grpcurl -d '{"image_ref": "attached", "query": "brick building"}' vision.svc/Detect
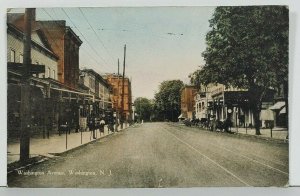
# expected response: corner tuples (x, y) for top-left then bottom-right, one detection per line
(180, 86), (197, 119)
(37, 21), (82, 89)
(104, 74), (133, 122)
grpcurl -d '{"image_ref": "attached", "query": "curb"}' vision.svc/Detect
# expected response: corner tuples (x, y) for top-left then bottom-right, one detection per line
(169, 123), (288, 144)
(7, 127), (130, 175)
(48, 131), (115, 156)
(231, 131), (289, 143)
(7, 155), (51, 175)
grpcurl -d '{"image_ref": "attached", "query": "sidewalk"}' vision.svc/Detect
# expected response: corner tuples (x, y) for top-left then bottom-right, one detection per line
(178, 122), (288, 141)
(7, 125), (127, 165)
(228, 126), (288, 141)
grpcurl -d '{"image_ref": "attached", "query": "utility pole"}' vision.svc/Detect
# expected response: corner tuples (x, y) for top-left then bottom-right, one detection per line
(20, 8), (34, 163)
(121, 44), (126, 129)
(116, 59), (120, 131)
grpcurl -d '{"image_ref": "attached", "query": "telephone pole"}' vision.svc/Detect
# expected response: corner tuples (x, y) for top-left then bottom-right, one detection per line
(121, 44), (126, 129)
(116, 59), (120, 131)
(20, 8), (34, 163)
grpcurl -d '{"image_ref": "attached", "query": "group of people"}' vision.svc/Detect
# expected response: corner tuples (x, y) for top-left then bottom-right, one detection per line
(88, 117), (107, 139)
(209, 116), (233, 132)
(58, 115), (118, 139)
(183, 115), (233, 133)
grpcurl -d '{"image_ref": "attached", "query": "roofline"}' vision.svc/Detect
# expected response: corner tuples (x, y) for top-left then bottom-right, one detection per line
(66, 26), (83, 45)
(7, 23), (59, 61)
(81, 69), (111, 88)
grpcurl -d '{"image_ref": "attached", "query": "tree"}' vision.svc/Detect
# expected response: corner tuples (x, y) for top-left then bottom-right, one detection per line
(153, 80), (184, 121)
(198, 6), (288, 135)
(134, 97), (153, 122)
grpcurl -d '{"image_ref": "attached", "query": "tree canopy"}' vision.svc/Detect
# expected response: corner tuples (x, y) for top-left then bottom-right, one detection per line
(200, 6), (288, 88)
(153, 80), (184, 121)
(192, 6), (288, 134)
(134, 97), (153, 122)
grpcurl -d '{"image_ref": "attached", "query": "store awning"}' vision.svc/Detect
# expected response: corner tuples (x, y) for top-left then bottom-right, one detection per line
(260, 109), (274, 120)
(279, 106), (286, 114)
(269, 101), (285, 110)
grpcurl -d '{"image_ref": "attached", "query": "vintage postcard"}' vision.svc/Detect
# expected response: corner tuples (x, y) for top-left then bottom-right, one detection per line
(6, 6), (289, 188)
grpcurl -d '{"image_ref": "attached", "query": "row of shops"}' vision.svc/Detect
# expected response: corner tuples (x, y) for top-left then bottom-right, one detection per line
(181, 84), (287, 129)
(7, 72), (114, 139)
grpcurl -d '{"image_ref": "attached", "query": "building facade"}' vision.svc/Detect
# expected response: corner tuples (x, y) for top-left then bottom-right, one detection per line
(37, 21), (82, 89)
(180, 86), (197, 119)
(104, 74), (133, 123)
(194, 85), (212, 120)
(7, 20), (59, 138)
(194, 83), (275, 128)
(7, 13), (95, 139)
(79, 69), (113, 116)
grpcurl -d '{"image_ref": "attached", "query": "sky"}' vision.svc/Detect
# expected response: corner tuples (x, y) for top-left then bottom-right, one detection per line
(11, 7), (215, 99)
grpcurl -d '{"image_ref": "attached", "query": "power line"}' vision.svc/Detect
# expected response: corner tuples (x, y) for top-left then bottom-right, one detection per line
(61, 8), (113, 71)
(41, 8), (112, 73)
(78, 7), (116, 65)
(40, 9), (65, 55)
(41, 9), (110, 74)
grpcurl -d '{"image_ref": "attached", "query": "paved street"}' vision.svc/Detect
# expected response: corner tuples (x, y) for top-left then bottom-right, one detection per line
(8, 122), (288, 188)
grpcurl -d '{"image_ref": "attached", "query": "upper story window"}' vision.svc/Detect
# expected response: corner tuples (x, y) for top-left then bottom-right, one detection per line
(53, 70), (56, 80)
(10, 49), (15, 62)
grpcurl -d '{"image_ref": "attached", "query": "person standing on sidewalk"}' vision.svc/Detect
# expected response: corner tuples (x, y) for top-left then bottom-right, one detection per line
(88, 116), (96, 139)
(99, 118), (105, 135)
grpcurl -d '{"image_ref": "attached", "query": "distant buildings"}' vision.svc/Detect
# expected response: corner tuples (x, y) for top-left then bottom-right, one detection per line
(79, 69), (113, 126)
(180, 86), (197, 119)
(104, 74), (133, 123)
(182, 82), (286, 129)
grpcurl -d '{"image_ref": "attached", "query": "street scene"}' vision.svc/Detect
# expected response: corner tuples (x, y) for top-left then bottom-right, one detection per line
(7, 6), (288, 187)
(8, 123), (288, 187)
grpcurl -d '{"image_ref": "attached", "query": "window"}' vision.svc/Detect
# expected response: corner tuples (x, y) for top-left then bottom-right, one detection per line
(53, 70), (56, 79)
(19, 54), (23, 63)
(48, 68), (51, 78)
(10, 49), (15, 62)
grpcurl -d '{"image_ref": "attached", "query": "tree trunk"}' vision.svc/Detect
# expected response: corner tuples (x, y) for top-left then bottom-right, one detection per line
(252, 103), (261, 135)
(248, 84), (264, 135)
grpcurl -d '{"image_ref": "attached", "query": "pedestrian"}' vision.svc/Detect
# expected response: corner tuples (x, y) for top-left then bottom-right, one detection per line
(58, 116), (68, 136)
(88, 117), (96, 139)
(210, 115), (216, 131)
(99, 118), (105, 135)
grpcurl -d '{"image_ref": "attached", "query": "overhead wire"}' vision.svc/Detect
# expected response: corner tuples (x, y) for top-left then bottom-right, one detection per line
(78, 7), (116, 65)
(40, 8), (101, 69)
(61, 8), (113, 72)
